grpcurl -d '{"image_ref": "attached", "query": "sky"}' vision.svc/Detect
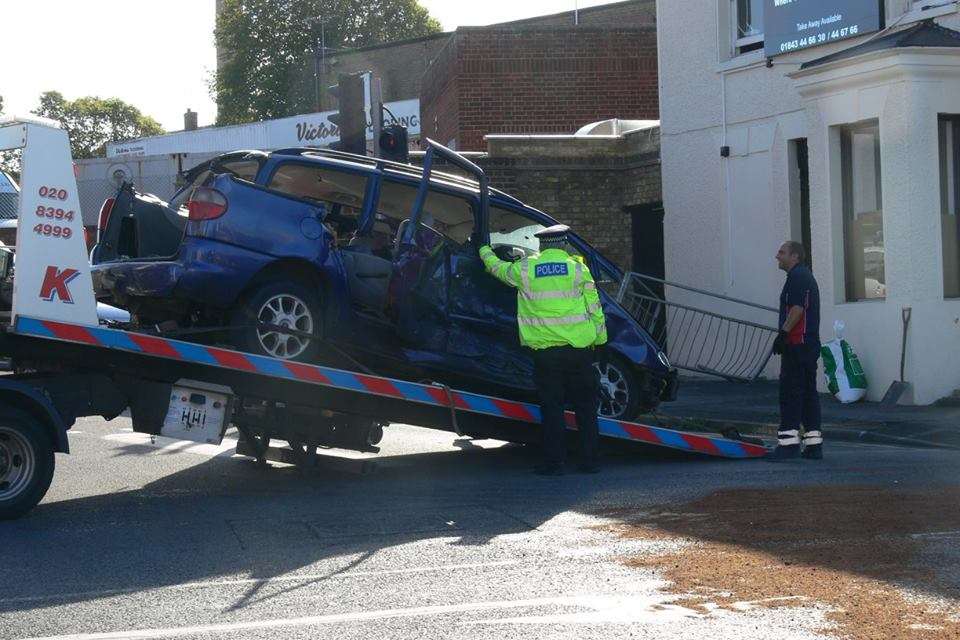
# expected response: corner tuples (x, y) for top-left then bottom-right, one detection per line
(1, 1), (617, 132)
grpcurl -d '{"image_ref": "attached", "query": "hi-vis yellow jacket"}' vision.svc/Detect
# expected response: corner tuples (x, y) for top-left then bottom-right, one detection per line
(479, 245), (608, 350)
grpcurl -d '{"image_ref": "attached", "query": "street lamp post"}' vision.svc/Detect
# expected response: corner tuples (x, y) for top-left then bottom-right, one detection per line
(311, 17), (326, 112)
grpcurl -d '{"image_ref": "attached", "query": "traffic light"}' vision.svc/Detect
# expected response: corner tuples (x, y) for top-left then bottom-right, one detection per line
(328, 72), (367, 155)
(378, 124), (409, 163)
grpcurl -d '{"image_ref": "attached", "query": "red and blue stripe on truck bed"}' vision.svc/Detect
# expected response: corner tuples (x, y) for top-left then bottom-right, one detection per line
(14, 316), (769, 459)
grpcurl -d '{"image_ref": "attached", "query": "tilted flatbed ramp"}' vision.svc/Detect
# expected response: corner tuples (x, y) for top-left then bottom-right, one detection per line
(11, 316), (767, 459)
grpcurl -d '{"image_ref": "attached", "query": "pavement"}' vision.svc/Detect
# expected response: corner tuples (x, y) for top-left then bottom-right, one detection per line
(2, 416), (959, 639)
(649, 376), (960, 450)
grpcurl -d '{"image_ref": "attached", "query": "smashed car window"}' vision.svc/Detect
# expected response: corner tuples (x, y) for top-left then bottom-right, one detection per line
(268, 163), (368, 241)
(170, 159), (261, 211)
(268, 163), (367, 209)
(216, 159), (260, 182)
(377, 179), (475, 246)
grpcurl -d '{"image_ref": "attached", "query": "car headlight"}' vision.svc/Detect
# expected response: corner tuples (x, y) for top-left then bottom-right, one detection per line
(657, 350), (671, 368)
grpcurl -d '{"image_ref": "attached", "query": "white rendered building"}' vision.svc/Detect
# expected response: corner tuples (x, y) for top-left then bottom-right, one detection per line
(657, 0), (960, 404)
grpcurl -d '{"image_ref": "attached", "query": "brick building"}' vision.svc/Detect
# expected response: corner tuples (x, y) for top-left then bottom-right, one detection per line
(421, 26), (659, 151)
(423, 123), (663, 275)
(309, 34), (451, 111)
(215, 0), (657, 129)
(485, 128), (662, 274)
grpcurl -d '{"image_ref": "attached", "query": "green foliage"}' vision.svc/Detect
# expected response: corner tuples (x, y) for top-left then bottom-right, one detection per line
(32, 91), (164, 159)
(214, 0), (442, 125)
(0, 95), (19, 178)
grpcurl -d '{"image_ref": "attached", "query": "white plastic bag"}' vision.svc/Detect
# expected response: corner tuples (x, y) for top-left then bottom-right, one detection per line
(820, 321), (867, 403)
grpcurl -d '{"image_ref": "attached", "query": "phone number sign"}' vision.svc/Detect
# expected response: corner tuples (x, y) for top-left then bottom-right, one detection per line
(764, 0), (883, 58)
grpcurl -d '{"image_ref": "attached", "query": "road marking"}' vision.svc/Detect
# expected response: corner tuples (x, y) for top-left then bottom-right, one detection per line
(910, 529), (960, 539)
(102, 432), (238, 458)
(20, 595), (619, 640)
(465, 593), (701, 625)
(0, 560), (520, 606)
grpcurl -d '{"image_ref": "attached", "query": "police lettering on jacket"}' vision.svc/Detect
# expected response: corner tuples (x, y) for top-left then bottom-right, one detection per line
(535, 263), (568, 278)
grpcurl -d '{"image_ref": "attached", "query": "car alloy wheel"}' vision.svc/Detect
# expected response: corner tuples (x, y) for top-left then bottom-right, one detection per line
(594, 360), (630, 418)
(0, 427), (36, 503)
(256, 293), (315, 360)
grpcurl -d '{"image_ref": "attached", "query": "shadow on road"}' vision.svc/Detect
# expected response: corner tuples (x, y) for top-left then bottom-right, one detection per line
(0, 434), (718, 616)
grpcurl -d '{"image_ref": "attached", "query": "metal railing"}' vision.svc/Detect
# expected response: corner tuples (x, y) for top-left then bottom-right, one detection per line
(616, 272), (779, 381)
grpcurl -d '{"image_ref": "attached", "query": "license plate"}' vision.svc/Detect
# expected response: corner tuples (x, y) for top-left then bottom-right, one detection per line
(161, 385), (230, 444)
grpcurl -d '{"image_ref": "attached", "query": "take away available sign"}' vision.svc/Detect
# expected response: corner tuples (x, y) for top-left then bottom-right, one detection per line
(764, 0), (882, 58)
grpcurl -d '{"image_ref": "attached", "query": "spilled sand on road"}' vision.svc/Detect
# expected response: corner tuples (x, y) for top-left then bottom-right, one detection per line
(600, 486), (960, 639)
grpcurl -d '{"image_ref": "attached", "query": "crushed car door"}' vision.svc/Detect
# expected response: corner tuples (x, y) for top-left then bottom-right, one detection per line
(443, 205), (551, 389)
(378, 178), (476, 354)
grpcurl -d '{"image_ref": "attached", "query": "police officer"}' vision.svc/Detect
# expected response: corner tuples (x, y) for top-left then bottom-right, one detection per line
(479, 225), (608, 475)
(771, 241), (823, 460)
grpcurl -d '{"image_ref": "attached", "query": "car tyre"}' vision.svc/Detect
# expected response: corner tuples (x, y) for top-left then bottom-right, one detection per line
(233, 280), (323, 362)
(594, 352), (643, 422)
(0, 409), (55, 521)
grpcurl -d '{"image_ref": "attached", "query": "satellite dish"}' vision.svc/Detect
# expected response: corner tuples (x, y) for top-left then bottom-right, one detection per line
(106, 162), (132, 187)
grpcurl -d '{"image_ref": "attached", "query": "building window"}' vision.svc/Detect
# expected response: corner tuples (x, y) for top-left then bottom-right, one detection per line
(940, 115), (960, 298)
(734, 0), (764, 53)
(840, 121), (886, 301)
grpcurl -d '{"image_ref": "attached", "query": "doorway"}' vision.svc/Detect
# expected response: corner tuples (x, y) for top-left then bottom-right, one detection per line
(790, 139), (812, 267)
(629, 202), (666, 343)
(629, 201), (665, 284)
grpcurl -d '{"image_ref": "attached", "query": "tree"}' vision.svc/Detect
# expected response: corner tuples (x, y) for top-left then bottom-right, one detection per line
(214, 0), (442, 125)
(32, 91), (164, 160)
(0, 95), (19, 178)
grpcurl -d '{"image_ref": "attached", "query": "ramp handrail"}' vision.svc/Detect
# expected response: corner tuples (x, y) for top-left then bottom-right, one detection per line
(616, 272), (779, 381)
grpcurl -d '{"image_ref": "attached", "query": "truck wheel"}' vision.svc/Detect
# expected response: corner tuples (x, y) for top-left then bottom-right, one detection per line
(594, 353), (642, 422)
(0, 410), (55, 521)
(366, 421), (385, 446)
(233, 281), (322, 362)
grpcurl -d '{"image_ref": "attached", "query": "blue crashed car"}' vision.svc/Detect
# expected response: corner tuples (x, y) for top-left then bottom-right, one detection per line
(91, 141), (677, 420)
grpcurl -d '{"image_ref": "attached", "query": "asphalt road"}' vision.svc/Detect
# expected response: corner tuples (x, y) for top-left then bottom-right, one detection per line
(2, 416), (958, 640)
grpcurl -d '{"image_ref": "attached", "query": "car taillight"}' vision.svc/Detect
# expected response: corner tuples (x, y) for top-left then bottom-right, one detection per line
(187, 187), (228, 221)
(98, 197), (115, 232)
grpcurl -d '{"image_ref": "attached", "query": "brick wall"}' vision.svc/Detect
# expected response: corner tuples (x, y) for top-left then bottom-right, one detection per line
(419, 36), (460, 146)
(421, 26), (659, 151)
(499, 0), (656, 27)
(313, 34), (451, 111)
(420, 127), (662, 272)
(215, 0), (657, 123)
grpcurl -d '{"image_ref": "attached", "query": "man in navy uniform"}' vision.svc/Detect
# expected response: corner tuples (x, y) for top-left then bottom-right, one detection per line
(771, 241), (823, 460)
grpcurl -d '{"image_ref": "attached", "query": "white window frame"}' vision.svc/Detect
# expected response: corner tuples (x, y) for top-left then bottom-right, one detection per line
(939, 114), (960, 298)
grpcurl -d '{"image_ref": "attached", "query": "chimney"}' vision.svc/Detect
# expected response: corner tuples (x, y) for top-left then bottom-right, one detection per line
(184, 109), (198, 131)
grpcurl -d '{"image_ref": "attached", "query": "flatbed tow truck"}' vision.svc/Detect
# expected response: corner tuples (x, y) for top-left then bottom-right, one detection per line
(0, 116), (768, 520)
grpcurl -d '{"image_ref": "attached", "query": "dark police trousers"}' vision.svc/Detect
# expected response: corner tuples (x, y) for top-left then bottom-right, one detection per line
(779, 343), (821, 443)
(532, 345), (600, 468)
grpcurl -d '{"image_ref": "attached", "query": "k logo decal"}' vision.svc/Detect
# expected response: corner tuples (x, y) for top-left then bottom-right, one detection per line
(39, 266), (80, 304)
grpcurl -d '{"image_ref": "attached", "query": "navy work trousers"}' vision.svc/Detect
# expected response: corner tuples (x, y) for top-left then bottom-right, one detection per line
(532, 345), (600, 469)
(779, 343), (822, 431)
